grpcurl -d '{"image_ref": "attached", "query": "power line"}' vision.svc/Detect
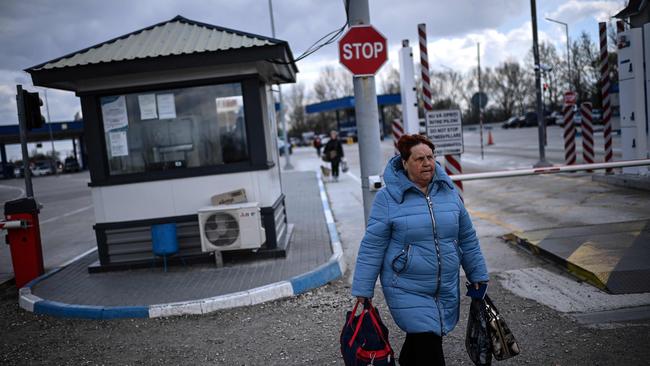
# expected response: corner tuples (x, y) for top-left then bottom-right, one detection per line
(266, 0), (350, 65)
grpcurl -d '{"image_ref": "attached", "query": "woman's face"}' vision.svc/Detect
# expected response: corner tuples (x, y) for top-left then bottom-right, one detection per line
(403, 143), (435, 187)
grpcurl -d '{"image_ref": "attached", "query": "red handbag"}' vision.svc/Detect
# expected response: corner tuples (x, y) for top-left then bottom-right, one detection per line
(340, 300), (395, 366)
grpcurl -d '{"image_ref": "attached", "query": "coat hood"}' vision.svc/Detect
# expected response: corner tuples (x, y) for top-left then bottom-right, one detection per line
(383, 155), (455, 203)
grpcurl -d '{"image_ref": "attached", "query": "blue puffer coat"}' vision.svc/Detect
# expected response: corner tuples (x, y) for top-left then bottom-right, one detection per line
(352, 156), (489, 336)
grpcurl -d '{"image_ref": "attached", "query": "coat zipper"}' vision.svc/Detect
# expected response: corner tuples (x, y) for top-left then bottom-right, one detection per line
(425, 194), (443, 335)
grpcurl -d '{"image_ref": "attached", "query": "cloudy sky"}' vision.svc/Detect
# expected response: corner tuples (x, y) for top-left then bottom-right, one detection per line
(0, 0), (624, 128)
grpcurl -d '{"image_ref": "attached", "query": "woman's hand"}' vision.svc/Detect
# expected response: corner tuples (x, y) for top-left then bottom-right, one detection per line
(357, 296), (372, 305)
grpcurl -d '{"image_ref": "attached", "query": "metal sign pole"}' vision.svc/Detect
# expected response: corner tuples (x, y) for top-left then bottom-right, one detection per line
(530, 0), (551, 167)
(15, 85), (34, 197)
(348, 0), (383, 224)
(477, 42), (484, 160)
(268, 0), (293, 170)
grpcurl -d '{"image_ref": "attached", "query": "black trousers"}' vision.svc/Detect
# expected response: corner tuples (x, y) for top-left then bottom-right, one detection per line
(398, 332), (445, 366)
(330, 158), (340, 177)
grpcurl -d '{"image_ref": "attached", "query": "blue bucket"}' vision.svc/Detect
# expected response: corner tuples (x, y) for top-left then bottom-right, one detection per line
(151, 224), (178, 256)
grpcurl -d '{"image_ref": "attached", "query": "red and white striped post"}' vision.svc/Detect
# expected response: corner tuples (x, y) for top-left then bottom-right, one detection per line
(418, 23), (463, 194)
(418, 24), (433, 112)
(599, 22), (613, 173)
(563, 93), (577, 165)
(580, 102), (594, 171)
(392, 118), (404, 154)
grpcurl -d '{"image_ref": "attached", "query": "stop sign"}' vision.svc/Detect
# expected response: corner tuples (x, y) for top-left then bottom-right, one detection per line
(338, 25), (388, 76)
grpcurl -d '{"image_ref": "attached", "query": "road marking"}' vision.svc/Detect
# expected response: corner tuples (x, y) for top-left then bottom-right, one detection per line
(466, 208), (521, 233)
(40, 205), (93, 225)
(60, 247), (98, 267)
(346, 171), (361, 183)
(0, 184), (25, 200)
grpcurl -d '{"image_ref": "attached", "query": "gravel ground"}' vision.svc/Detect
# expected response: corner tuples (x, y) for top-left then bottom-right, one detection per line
(2, 277), (649, 366)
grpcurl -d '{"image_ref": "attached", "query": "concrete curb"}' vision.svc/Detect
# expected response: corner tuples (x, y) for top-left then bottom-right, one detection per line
(502, 232), (609, 292)
(20, 170), (345, 319)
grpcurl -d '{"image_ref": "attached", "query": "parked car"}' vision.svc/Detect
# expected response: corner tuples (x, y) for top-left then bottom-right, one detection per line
(502, 116), (521, 129)
(13, 163), (25, 178)
(545, 111), (561, 126)
(592, 108), (603, 124)
(63, 157), (81, 173)
(523, 111), (538, 127)
(277, 137), (293, 156)
(32, 161), (55, 176)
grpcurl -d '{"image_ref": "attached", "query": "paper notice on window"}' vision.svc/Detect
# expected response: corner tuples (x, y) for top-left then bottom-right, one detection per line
(138, 94), (157, 120)
(101, 96), (129, 132)
(156, 93), (177, 119)
(109, 131), (129, 157)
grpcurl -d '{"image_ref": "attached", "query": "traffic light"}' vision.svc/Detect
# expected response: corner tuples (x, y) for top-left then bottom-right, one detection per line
(22, 90), (45, 130)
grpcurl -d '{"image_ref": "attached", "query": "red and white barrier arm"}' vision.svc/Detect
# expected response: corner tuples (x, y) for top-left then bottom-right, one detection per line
(449, 159), (650, 181)
(0, 220), (28, 230)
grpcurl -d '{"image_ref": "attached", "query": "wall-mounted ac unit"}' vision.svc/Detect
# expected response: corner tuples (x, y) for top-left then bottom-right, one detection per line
(198, 202), (265, 252)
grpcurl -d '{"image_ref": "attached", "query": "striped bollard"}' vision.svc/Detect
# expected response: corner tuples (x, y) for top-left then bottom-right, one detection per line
(419, 23), (463, 195)
(563, 104), (576, 165)
(418, 24), (433, 112)
(392, 118), (404, 154)
(599, 22), (613, 173)
(445, 155), (463, 195)
(580, 102), (594, 171)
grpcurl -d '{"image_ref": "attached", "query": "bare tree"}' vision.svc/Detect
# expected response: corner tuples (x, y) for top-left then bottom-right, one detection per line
(310, 66), (354, 133)
(313, 66), (353, 101)
(570, 31), (599, 103)
(286, 83), (308, 137)
(379, 67), (400, 94)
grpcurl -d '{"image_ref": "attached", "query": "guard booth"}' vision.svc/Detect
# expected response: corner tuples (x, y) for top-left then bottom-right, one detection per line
(25, 16), (298, 270)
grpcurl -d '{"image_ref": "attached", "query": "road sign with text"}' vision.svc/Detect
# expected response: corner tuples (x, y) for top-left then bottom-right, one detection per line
(564, 91), (577, 106)
(425, 109), (464, 155)
(338, 25), (388, 76)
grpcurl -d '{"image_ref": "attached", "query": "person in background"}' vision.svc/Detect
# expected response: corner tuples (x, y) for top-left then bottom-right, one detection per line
(313, 135), (322, 157)
(351, 134), (489, 365)
(322, 130), (344, 182)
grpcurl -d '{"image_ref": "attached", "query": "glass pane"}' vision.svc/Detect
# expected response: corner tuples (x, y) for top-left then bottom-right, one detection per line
(100, 83), (248, 175)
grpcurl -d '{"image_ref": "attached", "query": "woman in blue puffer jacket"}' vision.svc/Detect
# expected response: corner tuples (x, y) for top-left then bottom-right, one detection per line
(352, 134), (489, 365)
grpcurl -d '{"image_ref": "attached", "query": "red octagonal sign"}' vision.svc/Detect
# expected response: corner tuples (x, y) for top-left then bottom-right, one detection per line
(338, 25), (388, 76)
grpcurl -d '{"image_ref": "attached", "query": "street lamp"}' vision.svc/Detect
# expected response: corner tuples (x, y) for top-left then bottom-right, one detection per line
(268, 0), (293, 170)
(545, 17), (571, 90)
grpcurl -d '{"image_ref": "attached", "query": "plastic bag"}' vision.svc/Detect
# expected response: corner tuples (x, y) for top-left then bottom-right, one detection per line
(341, 160), (349, 173)
(466, 298), (492, 366)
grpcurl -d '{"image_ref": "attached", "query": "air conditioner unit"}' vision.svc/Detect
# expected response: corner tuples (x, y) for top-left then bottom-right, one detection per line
(198, 202), (266, 252)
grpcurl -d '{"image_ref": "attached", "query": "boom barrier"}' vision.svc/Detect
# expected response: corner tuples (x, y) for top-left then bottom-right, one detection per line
(449, 159), (650, 181)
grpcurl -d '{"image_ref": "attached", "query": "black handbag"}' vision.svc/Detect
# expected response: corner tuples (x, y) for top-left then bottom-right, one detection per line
(340, 300), (395, 366)
(466, 294), (520, 365)
(484, 294), (520, 361)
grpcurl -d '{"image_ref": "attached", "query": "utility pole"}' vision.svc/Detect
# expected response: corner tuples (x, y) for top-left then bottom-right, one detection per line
(348, 0), (383, 223)
(268, 0), (293, 170)
(477, 42), (484, 160)
(530, 0), (551, 167)
(16, 85), (34, 197)
(44, 89), (58, 175)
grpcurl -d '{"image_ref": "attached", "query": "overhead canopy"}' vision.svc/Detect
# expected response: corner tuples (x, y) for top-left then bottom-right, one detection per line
(305, 94), (401, 114)
(26, 15), (298, 92)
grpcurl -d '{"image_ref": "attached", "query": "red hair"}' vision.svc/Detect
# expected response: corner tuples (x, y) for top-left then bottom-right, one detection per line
(397, 134), (435, 161)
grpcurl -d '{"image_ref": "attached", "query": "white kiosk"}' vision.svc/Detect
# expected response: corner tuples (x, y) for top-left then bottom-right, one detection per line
(616, 3), (650, 175)
(26, 16), (298, 270)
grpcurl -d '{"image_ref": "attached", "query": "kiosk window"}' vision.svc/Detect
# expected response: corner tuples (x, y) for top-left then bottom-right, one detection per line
(100, 83), (248, 175)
